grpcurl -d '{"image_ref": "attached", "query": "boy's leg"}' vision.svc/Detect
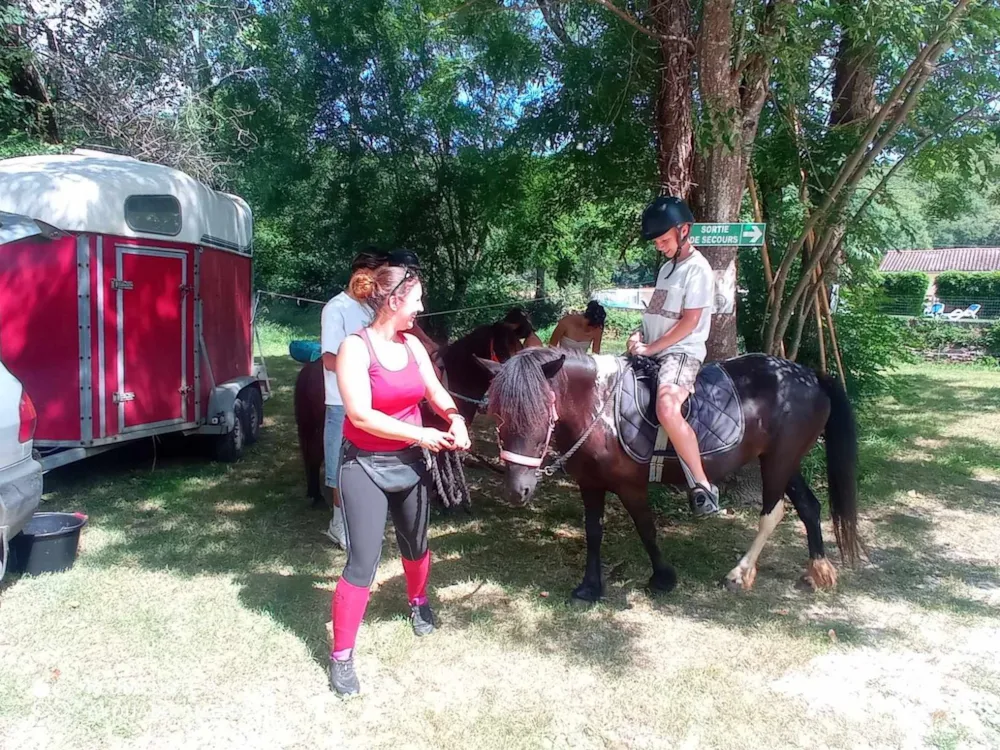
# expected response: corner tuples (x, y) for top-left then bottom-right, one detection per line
(654, 355), (719, 516)
(323, 405), (347, 547)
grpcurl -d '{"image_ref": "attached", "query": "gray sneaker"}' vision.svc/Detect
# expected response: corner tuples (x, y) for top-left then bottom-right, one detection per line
(409, 603), (436, 637)
(690, 483), (721, 517)
(329, 657), (360, 696)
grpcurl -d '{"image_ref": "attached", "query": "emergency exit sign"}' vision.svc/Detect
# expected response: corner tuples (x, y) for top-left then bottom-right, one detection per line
(689, 222), (766, 247)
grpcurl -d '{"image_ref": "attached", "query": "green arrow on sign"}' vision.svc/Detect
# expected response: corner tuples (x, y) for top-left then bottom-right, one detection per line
(688, 222), (766, 247)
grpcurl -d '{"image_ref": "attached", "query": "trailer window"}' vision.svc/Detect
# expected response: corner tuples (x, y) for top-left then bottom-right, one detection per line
(124, 195), (182, 236)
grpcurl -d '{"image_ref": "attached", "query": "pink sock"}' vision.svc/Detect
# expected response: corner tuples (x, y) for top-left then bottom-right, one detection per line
(331, 578), (371, 658)
(401, 552), (431, 606)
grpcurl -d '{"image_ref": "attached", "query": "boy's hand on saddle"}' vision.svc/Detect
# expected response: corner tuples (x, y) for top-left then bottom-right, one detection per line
(627, 334), (647, 357)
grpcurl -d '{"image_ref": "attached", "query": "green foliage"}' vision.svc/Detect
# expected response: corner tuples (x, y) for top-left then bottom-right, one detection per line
(2, 0), (998, 371)
(877, 272), (930, 316)
(0, 136), (63, 160)
(603, 309), (643, 341)
(984, 322), (1000, 359)
(935, 272), (1000, 319)
(905, 320), (984, 351)
(796, 285), (914, 402)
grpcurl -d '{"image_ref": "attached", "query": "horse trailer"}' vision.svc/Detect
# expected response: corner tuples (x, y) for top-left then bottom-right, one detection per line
(0, 150), (270, 471)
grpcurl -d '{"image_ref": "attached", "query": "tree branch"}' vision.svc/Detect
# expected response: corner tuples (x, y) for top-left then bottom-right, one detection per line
(850, 94), (1000, 227)
(589, 0), (695, 50)
(764, 0), (972, 351)
(769, 0), (971, 304)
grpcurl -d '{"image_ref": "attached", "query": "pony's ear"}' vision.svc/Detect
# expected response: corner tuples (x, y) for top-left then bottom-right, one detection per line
(541, 355), (566, 380)
(474, 356), (502, 377)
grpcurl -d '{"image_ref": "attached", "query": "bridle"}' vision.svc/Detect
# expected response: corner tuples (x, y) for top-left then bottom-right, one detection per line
(495, 361), (624, 479)
(497, 390), (560, 472)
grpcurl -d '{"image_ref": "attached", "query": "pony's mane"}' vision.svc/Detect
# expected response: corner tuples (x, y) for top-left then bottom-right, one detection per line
(487, 347), (592, 434)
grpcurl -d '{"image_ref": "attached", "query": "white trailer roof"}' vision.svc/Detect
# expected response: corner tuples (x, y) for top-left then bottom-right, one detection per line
(0, 150), (252, 254)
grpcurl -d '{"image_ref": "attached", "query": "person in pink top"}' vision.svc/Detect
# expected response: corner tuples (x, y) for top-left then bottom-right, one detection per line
(330, 258), (470, 696)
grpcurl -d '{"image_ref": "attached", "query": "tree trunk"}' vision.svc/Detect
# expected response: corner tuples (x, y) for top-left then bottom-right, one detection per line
(829, 33), (878, 128)
(6, 22), (61, 144)
(691, 0), (743, 362)
(650, 0), (694, 198)
(535, 266), (546, 299)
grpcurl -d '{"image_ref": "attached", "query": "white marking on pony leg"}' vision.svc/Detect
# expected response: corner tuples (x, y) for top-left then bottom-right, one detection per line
(725, 499), (785, 591)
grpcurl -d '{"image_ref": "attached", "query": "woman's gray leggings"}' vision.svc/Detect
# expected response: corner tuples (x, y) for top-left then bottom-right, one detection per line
(338, 457), (430, 588)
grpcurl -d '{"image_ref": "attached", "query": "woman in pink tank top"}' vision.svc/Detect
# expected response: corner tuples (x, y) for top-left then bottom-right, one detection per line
(328, 258), (470, 697)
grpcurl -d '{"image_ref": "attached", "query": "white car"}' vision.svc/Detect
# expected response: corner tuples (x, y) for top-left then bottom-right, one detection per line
(0, 360), (43, 579)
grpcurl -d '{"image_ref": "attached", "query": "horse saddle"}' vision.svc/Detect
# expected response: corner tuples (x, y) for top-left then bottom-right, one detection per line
(614, 357), (744, 466)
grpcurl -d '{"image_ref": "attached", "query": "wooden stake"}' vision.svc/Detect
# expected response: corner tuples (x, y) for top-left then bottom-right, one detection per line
(748, 175), (785, 357)
(816, 274), (847, 390)
(814, 287), (827, 373)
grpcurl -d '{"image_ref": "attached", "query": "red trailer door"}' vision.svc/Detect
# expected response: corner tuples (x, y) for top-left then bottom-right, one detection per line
(116, 247), (188, 431)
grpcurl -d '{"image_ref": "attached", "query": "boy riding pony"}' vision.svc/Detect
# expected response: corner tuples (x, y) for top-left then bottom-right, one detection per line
(627, 196), (720, 516)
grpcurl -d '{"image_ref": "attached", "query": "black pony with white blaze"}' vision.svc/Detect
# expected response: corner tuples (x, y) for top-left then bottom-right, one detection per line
(479, 348), (861, 601)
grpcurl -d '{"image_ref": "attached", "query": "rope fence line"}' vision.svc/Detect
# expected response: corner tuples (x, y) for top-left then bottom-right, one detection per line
(254, 288), (588, 320)
(256, 290), (327, 306)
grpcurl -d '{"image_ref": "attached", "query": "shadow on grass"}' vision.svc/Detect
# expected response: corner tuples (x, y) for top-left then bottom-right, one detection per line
(26, 358), (1000, 673)
(858, 372), (1000, 513)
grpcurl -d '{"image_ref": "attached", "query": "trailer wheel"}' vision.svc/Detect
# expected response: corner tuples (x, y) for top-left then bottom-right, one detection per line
(214, 397), (246, 462)
(244, 386), (263, 445)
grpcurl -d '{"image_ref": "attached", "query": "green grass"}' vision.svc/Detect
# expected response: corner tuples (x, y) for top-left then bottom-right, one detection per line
(2, 318), (999, 749)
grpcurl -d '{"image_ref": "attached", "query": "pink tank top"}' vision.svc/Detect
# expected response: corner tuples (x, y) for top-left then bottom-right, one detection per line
(343, 329), (425, 452)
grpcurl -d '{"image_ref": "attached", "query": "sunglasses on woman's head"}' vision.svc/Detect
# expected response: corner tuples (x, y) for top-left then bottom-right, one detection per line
(388, 267), (420, 300)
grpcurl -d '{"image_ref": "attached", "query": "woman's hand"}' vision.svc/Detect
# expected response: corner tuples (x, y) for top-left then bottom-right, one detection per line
(448, 417), (472, 451)
(418, 428), (455, 453)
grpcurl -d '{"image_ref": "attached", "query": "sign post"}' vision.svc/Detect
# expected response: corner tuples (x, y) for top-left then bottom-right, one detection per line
(688, 222), (766, 247)
(684, 223), (766, 315)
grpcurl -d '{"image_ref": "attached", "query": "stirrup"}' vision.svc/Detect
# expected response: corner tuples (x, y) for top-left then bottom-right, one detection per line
(689, 483), (720, 517)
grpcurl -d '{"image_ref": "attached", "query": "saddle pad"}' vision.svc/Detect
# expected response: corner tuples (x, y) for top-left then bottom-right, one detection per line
(615, 360), (744, 465)
(289, 340), (322, 364)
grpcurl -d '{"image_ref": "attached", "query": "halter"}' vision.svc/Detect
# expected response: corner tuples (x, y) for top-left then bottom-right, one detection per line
(498, 391), (559, 469)
(496, 361), (624, 478)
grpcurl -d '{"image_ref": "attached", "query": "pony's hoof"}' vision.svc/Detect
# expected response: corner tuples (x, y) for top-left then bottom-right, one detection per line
(800, 558), (838, 591)
(646, 569), (677, 596)
(570, 583), (603, 606)
(722, 565), (756, 592)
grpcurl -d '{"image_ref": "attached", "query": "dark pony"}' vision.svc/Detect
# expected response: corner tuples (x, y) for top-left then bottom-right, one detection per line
(439, 309), (532, 423)
(294, 309), (531, 504)
(480, 348), (860, 600)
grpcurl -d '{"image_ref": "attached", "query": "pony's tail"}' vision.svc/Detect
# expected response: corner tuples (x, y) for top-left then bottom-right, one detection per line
(818, 374), (862, 565)
(293, 364), (312, 458)
(293, 360), (324, 503)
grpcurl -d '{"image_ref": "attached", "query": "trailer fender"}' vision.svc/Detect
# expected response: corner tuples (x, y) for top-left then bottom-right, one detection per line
(207, 377), (259, 431)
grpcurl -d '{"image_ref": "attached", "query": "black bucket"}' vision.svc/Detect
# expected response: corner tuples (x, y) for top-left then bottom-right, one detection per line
(8, 512), (88, 577)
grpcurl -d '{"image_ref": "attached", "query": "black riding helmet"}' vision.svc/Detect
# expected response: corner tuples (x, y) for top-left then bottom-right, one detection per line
(641, 196), (695, 241)
(383, 248), (422, 270)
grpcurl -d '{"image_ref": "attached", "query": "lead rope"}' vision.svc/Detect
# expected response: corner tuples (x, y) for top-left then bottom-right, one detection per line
(424, 448), (472, 510)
